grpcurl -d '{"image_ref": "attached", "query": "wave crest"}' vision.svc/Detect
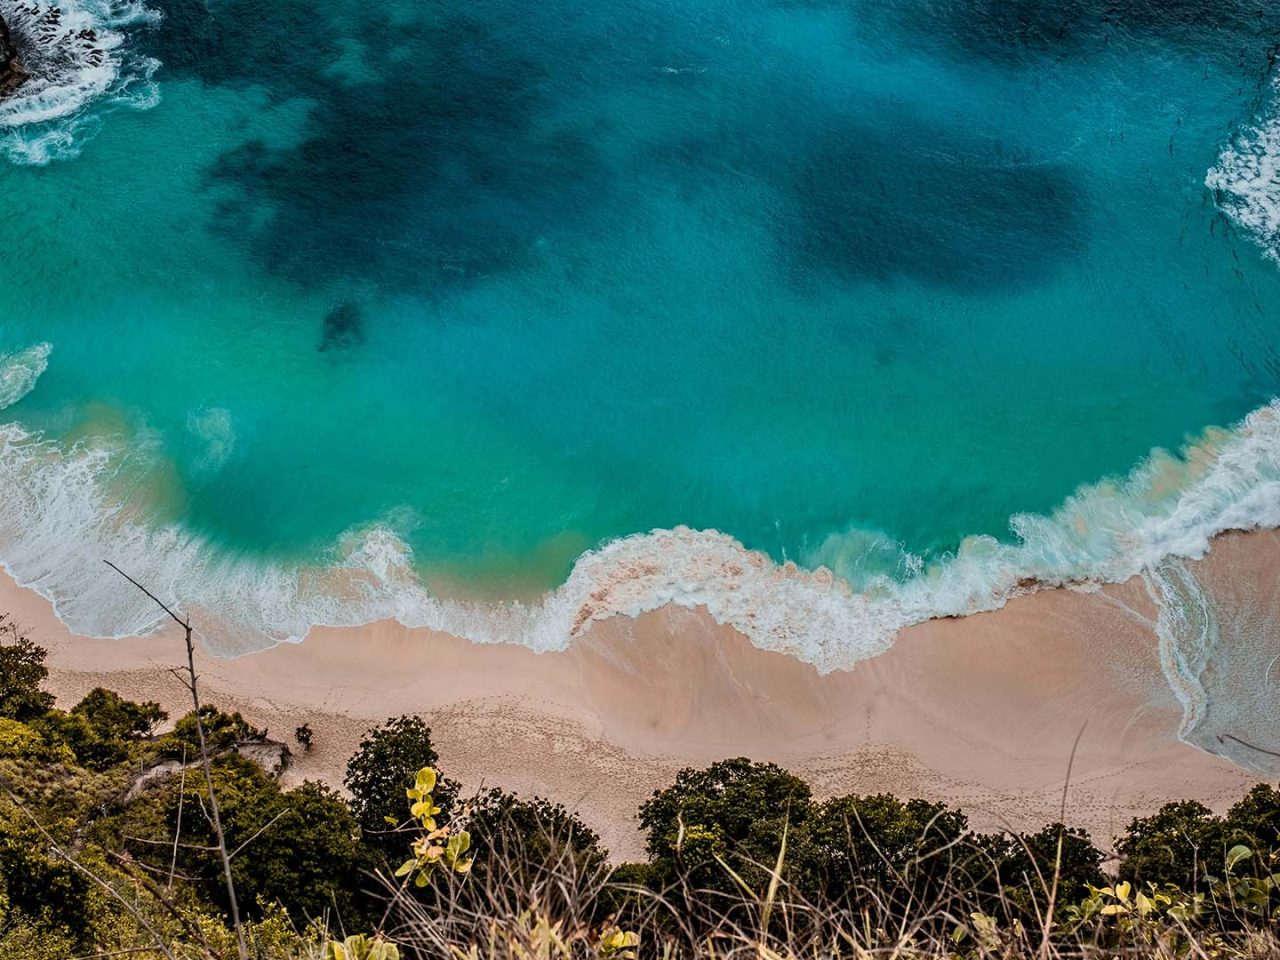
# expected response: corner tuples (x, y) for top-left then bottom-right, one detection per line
(1206, 75), (1280, 262)
(0, 0), (159, 163)
(0, 342), (50, 409)
(0, 342), (1277, 678)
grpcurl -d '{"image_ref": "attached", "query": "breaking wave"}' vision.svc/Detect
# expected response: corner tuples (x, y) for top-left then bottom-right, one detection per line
(0, 340), (1277, 677)
(1206, 75), (1280, 262)
(0, 0), (158, 163)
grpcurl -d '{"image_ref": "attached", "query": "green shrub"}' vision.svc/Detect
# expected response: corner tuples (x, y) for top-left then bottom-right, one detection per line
(0, 799), (97, 946)
(156, 704), (265, 760)
(1117, 799), (1228, 890)
(639, 758), (813, 903)
(65, 687), (166, 769)
(453, 787), (609, 918)
(345, 714), (459, 860)
(135, 753), (379, 927)
(1223, 783), (1280, 862)
(0, 621), (54, 722)
(808, 792), (969, 906)
(0, 717), (64, 763)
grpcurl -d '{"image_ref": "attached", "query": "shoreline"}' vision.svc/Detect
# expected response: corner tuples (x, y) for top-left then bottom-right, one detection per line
(0, 383), (1275, 671)
(18, 529), (1279, 860)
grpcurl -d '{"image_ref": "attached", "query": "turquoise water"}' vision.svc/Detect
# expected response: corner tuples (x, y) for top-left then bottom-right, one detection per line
(1, 0), (1280, 670)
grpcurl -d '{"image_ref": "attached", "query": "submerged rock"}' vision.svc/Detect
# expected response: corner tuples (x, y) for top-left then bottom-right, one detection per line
(319, 301), (364, 352)
(0, 13), (26, 97)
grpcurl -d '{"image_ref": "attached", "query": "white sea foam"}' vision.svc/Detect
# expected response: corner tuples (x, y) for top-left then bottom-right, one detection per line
(0, 0), (159, 163)
(1140, 552), (1280, 774)
(1143, 559), (1215, 739)
(0, 341), (1278, 684)
(0, 342), (50, 409)
(186, 407), (236, 474)
(1206, 75), (1280, 261)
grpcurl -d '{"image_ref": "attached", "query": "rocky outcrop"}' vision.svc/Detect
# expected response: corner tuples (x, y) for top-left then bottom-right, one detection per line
(0, 13), (27, 97)
(123, 739), (294, 802)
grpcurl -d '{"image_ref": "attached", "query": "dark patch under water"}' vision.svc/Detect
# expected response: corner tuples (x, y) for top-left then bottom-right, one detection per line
(319, 301), (363, 352)
(785, 117), (1084, 289)
(859, 0), (1280, 67)
(153, 0), (606, 292)
(141, 0), (1277, 306)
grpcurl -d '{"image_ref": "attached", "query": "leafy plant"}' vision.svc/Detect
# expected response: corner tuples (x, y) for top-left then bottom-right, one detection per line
(393, 766), (473, 888)
(346, 715), (459, 859)
(157, 705), (265, 759)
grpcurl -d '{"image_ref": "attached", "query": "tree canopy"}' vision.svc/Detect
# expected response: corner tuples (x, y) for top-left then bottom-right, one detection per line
(0, 620), (54, 723)
(345, 714), (460, 860)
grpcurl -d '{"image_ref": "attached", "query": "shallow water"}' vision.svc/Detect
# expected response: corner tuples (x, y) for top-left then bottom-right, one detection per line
(0, 0), (1279, 684)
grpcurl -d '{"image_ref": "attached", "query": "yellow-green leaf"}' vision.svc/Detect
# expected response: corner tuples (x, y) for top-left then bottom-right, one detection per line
(1227, 845), (1253, 870)
(447, 831), (471, 858)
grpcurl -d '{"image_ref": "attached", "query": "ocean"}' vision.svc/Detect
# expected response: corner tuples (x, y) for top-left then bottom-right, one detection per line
(0, 0), (1279, 700)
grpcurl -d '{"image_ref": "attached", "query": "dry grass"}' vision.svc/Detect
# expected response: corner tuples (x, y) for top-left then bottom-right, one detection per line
(368, 816), (1280, 960)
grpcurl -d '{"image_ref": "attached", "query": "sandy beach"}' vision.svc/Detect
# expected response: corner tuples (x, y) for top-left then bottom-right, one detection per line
(16, 529), (1278, 861)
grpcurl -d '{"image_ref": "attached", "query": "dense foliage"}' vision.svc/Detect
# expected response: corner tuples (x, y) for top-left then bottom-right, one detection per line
(345, 714), (460, 861)
(639, 758), (812, 897)
(120, 752), (380, 926)
(0, 617), (55, 722)
(157, 703), (265, 759)
(0, 624), (1274, 960)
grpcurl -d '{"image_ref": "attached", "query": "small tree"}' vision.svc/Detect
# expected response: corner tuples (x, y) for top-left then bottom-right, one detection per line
(1117, 800), (1226, 891)
(461, 787), (608, 908)
(969, 822), (1105, 922)
(1223, 783), (1280, 856)
(158, 706), (264, 759)
(345, 715), (458, 859)
(638, 757), (813, 896)
(0, 617), (54, 722)
(140, 754), (380, 927)
(808, 793), (969, 906)
(55, 688), (168, 769)
(73, 688), (166, 739)
(295, 723), (314, 752)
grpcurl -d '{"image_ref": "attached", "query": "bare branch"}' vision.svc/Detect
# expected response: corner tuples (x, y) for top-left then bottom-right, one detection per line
(1219, 733), (1280, 759)
(1038, 722), (1087, 960)
(169, 744), (188, 892)
(102, 560), (188, 630)
(228, 809), (288, 861)
(104, 561), (248, 960)
(69, 948), (170, 960)
(0, 775), (179, 960)
(109, 851), (220, 960)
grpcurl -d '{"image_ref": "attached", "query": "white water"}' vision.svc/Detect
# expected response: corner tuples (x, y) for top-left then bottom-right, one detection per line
(1207, 75), (1280, 262)
(0, 331), (1278, 692)
(0, 0), (158, 162)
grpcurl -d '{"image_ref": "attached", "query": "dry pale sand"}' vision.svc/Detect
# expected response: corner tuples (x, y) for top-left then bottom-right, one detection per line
(18, 530), (1280, 861)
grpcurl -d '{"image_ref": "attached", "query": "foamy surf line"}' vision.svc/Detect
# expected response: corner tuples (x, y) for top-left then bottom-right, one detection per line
(1207, 74), (1280, 262)
(0, 343), (1278, 687)
(0, 0), (159, 163)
